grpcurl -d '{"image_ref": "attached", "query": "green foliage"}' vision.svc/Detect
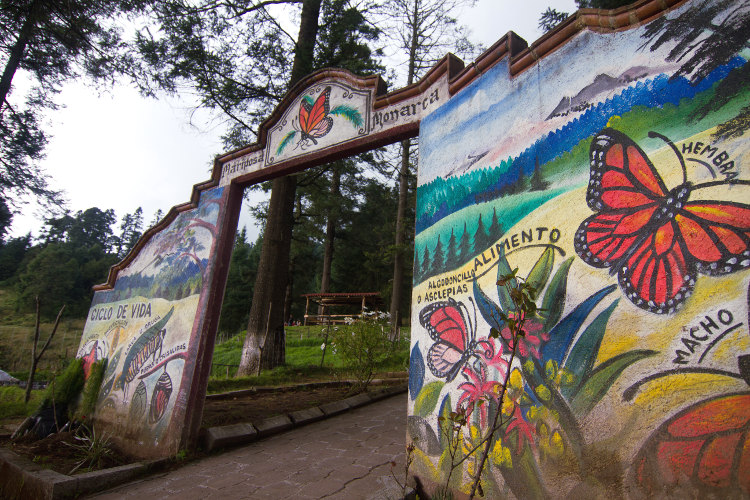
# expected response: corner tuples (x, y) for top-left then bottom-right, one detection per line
(330, 313), (396, 391)
(76, 360), (107, 420)
(64, 424), (116, 474)
(15, 242), (117, 318)
(38, 358), (85, 411)
(0, 386), (43, 420)
(414, 381), (445, 417)
(218, 228), (261, 335)
(208, 324), (408, 390)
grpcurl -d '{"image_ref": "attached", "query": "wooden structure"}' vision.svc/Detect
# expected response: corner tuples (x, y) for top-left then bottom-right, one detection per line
(302, 292), (382, 325)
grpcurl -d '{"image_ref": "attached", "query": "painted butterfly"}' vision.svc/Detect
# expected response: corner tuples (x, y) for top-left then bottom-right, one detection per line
(298, 86), (333, 145)
(574, 128), (750, 314)
(420, 298), (477, 382)
(633, 391), (750, 495)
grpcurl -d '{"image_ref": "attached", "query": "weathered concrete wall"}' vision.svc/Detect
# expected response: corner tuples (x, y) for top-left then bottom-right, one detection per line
(408, 1), (750, 497)
(76, 186), (232, 458)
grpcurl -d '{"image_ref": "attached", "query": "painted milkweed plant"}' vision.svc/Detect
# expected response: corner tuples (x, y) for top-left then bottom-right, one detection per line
(408, 247), (656, 497)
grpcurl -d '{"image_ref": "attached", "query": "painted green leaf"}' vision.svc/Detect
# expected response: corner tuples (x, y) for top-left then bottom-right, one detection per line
(526, 247), (554, 300)
(496, 442), (548, 500)
(438, 393), (453, 450)
(542, 284), (616, 365)
(540, 257), (573, 331)
(330, 105), (363, 127)
(495, 248), (517, 312)
(562, 299), (619, 400)
(570, 349), (657, 418)
(473, 280), (505, 331)
(413, 380), (444, 417)
(302, 95), (314, 106)
(276, 130), (296, 155)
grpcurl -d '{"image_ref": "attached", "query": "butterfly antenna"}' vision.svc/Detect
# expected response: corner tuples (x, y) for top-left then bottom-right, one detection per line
(467, 296), (477, 340)
(648, 131), (687, 184)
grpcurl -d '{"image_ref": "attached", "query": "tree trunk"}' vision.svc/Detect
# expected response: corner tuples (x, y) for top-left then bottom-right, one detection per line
(389, 139), (411, 331)
(389, 0), (420, 332)
(237, 0), (322, 377)
(0, 0), (41, 113)
(318, 165), (340, 316)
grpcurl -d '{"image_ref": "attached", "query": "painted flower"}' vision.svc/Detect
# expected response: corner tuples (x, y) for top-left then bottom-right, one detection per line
(505, 405), (536, 455)
(498, 313), (549, 359)
(475, 337), (508, 374)
(457, 364), (501, 429)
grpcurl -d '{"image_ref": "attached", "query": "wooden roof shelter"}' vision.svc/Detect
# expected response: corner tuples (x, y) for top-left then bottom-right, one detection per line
(302, 292), (383, 325)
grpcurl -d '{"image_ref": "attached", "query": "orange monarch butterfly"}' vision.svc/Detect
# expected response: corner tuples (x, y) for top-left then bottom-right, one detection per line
(625, 354), (750, 495)
(574, 128), (750, 314)
(276, 86), (362, 155)
(298, 86), (333, 145)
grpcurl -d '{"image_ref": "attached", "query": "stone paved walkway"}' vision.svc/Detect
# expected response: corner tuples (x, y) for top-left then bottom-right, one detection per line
(87, 393), (408, 499)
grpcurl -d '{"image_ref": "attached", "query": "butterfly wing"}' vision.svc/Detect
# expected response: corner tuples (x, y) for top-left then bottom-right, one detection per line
(633, 392), (750, 495)
(617, 220), (696, 314)
(420, 299), (473, 381)
(299, 86), (331, 138)
(587, 128), (669, 212)
(677, 201), (750, 276)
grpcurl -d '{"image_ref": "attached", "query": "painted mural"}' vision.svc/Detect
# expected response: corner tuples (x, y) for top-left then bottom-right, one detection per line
(76, 186), (226, 454)
(409, 1), (750, 498)
(267, 81), (369, 164)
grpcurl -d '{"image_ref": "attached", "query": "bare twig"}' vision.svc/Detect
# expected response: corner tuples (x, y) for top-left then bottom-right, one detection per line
(25, 297), (66, 403)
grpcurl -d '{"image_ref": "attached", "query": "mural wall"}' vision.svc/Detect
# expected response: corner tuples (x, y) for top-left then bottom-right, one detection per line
(408, 1), (750, 498)
(76, 186), (228, 457)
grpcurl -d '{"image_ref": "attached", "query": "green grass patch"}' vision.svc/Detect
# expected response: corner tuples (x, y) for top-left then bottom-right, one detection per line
(208, 327), (410, 391)
(0, 386), (44, 420)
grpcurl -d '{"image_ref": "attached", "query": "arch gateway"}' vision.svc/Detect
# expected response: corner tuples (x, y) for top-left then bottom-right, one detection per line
(76, 0), (750, 496)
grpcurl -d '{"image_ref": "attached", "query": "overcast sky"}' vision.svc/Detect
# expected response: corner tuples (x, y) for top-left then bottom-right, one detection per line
(9, 0), (576, 242)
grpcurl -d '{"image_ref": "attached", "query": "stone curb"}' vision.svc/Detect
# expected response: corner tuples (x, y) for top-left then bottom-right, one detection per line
(0, 382), (407, 499)
(0, 446), (169, 500)
(202, 383), (407, 453)
(204, 375), (407, 400)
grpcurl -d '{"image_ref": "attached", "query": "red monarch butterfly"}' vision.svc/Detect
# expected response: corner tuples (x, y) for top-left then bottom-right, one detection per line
(574, 128), (750, 314)
(625, 353), (750, 496)
(420, 298), (477, 382)
(298, 86), (333, 145)
(632, 392), (750, 495)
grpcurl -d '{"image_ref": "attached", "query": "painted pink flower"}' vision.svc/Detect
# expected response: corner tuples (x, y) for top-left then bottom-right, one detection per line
(475, 337), (508, 375)
(457, 364), (501, 429)
(498, 313), (549, 359)
(505, 405), (536, 455)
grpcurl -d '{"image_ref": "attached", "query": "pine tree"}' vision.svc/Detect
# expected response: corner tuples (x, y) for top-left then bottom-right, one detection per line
(420, 245), (431, 282)
(473, 214), (488, 255)
(458, 222), (471, 262)
(530, 157), (549, 191)
(444, 228), (458, 270)
(487, 208), (503, 244)
(431, 235), (445, 276)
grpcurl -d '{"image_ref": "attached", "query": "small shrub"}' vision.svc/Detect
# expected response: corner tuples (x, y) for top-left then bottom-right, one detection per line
(64, 424), (116, 474)
(76, 359), (106, 420)
(330, 312), (394, 392)
(38, 358), (85, 411)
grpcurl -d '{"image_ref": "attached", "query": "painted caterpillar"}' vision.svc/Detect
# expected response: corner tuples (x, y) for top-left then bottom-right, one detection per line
(116, 307), (174, 399)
